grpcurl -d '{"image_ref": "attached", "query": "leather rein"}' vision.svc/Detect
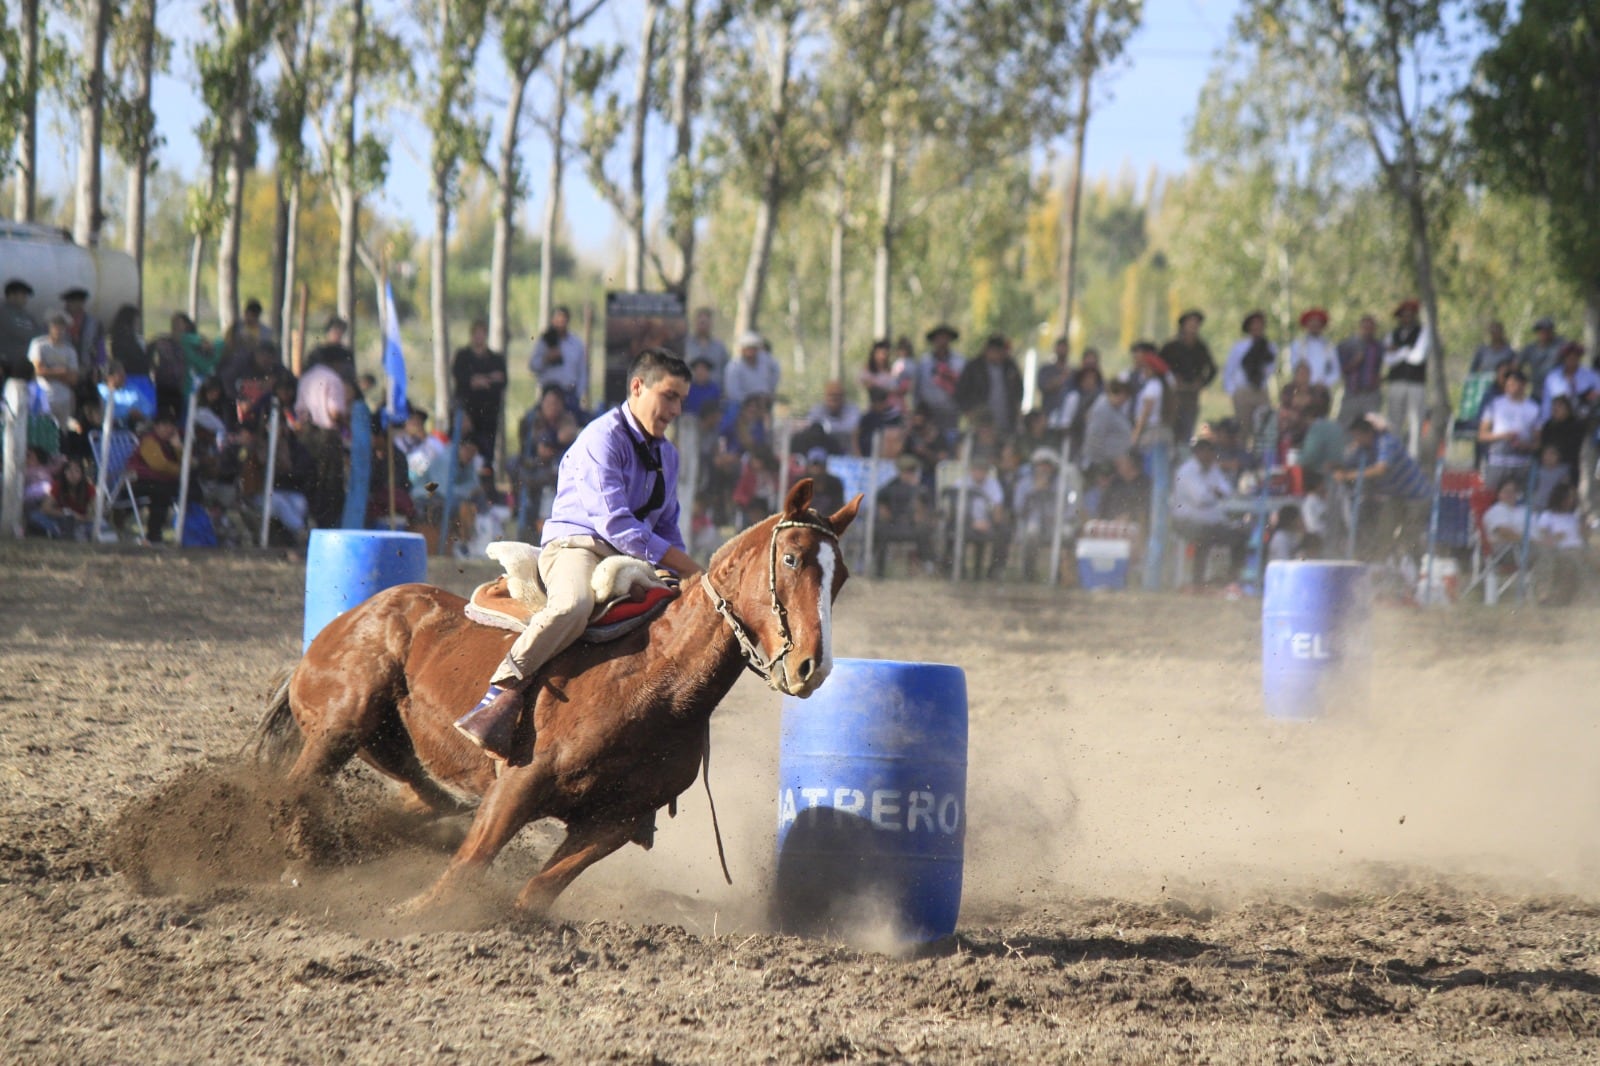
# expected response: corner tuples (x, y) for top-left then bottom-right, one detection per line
(699, 513), (839, 693)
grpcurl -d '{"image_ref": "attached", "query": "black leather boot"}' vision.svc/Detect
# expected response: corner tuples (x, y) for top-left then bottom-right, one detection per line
(454, 680), (530, 760)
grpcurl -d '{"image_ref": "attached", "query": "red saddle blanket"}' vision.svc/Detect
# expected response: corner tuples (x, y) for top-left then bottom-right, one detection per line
(466, 576), (678, 644)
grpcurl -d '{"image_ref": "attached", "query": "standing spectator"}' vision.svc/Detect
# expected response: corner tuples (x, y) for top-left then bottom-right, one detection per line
(514, 385), (580, 524)
(1159, 310), (1216, 444)
(452, 317), (508, 462)
(1296, 386), (1346, 479)
(1081, 377), (1134, 469)
(231, 341), (293, 424)
(295, 360), (351, 529)
(859, 339), (910, 413)
(28, 313), (79, 426)
(1224, 310), (1276, 440)
(1540, 342), (1599, 422)
(1290, 309), (1340, 388)
(955, 334), (1024, 437)
(529, 305), (588, 411)
(109, 305), (157, 418)
(1130, 343), (1174, 454)
(1337, 313), (1385, 427)
(0, 279), (41, 385)
(1383, 299), (1430, 456)
(1539, 395), (1584, 488)
(304, 315), (356, 385)
(218, 299), (276, 396)
(60, 288), (107, 399)
(1036, 336), (1075, 417)
(1520, 317), (1565, 394)
(1470, 320), (1517, 375)
(128, 410), (186, 543)
(723, 331), (781, 411)
(873, 454), (938, 577)
(901, 407), (953, 488)
(684, 357), (722, 416)
(682, 307), (729, 378)
(1170, 436), (1247, 586)
(1478, 368), (1540, 485)
(913, 324), (965, 433)
(1050, 364), (1103, 463)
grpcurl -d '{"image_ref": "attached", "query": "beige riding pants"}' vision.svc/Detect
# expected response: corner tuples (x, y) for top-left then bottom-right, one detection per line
(491, 535), (618, 685)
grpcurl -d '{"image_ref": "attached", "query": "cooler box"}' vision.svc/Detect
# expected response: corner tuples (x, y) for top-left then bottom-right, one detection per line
(1077, 537), (1131, 590)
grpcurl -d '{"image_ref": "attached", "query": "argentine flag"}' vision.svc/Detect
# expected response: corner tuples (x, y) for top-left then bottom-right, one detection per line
(381, 279), (409, 427)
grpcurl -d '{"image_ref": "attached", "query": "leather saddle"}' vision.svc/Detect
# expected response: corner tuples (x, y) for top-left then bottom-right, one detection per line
(465, 542), (678, 644)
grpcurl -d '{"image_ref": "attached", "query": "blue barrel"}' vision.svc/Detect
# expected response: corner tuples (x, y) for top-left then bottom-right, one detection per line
(303, 529), (429, 650)
(1262, 561), (1372, 720)
(774, 659), (967, 943)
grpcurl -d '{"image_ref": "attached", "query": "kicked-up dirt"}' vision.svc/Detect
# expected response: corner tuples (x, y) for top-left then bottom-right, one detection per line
(2, 538), (1598, 1063)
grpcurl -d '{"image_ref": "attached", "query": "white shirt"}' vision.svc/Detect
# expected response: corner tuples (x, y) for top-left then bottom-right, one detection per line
(1223, 338), (1276, 395)
(1480, 394), (1540, 466)
(1541, 365), (1600, 421)
(529, 331), (588, 402)
(964, 473), (1005, 527)
(1302, 492), (1327, 535)
(27, 336), (78, 420)
(1483, 500), (1529, 543)
(1535, 510), (1583, 550)
(1171, 456), (1234, 525)
(723, 349), (782, 409)
(1290, 334), (1340, 388)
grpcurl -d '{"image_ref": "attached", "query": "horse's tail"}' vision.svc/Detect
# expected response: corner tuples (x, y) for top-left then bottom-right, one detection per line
(251, 667), (302, 767)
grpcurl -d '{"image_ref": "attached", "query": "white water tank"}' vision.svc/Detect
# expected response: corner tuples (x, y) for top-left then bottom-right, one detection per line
(0, 221), (140, 323)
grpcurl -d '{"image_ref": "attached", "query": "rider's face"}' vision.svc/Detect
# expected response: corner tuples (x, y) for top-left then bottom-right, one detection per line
(629, 373), (688, 438)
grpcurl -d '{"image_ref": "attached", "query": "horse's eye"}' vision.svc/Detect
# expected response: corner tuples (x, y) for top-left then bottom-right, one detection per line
(782, 553), (799, 569)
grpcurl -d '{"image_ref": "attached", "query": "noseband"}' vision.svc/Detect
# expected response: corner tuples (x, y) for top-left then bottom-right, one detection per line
(701, 514), (839, 692)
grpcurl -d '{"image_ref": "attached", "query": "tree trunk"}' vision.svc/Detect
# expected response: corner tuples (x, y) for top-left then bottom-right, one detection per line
(624, 0), (661, 291)
(14, 0), (40, 222)
(336, 0), (365, 339)
(216, 80), (251, 335)
(539, 9), (571, 331)
(1397, 133), (1449, 461)
(490, 69), (531, 362)
(280, 178), (301, 345)
(123, 0), (158, 287)
(270, 15), (308, 339)
(871, 125), (897, 340)
(73, 0), (112, 247)
(668, 0), (697, 294)
(188, 234), (205, 321)
(734, 13), (794, 339)
(431, 184), (452, 424)
(1585, 285), (1600, 360)
(828, 160), (847, 381)
(1057, 1), (1098, 342)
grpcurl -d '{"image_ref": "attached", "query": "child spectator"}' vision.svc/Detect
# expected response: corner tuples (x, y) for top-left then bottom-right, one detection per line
(731, 446), (782, 525)
(1533, 482), (1585, 605)
(1531, 444), (1571, 512)
(1300, 471), (1329, 552)
(684, 357), (722, 416)
(801, 448), (846, 517)
(1268, 503), (1306, 562)
(21, 446), (60, 537)
(49, 455), (95, 541)
(128, 410), (186, 544)
(1538, 394), (1583, 488)
(1015, 448), (1070, 582)
(1482, 476), (1530, 550)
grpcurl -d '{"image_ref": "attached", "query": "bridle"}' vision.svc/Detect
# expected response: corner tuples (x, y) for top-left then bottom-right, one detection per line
(700, 513), (839, 692)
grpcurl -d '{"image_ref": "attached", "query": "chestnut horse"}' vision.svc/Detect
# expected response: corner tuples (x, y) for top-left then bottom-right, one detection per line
(256, 480), (861, 915)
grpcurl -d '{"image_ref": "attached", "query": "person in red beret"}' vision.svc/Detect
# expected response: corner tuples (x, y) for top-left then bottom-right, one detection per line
(1290, 308), (1340, 389)
(1130, 341), (1175, 454)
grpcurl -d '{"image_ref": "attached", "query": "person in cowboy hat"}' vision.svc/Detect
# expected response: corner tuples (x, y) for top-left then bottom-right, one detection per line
(723, 329), (781, 412)
(912, 323), (965, 433)
(1382, 298), (1430, 457)
(59, 286), (107, 385)
(1014, 445), (1070, 582)
(1158, 309), (1216, 444)
(0, 279), (42, 385)
(1290, 308), (1339, 389)
(1519, 316), (1566, 394)
(1170, 432), (1248, 587)
(955, 333), (1024, 436)
(1223, 310), (1276, 444)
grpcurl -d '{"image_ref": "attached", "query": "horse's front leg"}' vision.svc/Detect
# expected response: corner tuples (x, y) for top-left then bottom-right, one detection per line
(398, 764), (552, 914)
(513, 815), (649, 915)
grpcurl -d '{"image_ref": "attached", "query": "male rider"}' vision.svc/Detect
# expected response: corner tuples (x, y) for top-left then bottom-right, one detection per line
(459, 348), (701, 758)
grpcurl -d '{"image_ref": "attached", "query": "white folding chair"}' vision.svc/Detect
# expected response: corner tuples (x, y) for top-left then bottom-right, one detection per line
(89, 428), (147, 541)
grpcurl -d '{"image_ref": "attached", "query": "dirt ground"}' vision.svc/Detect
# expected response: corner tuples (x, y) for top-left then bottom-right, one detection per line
(3, 538), (1599, 1064)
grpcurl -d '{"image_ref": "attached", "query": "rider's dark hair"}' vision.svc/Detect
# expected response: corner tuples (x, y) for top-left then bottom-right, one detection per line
(630, 347), (691, 387)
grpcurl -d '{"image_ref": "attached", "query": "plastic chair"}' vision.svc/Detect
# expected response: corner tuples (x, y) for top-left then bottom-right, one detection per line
(88, 428), (147, 541)
(1459, 475), (1525, 604)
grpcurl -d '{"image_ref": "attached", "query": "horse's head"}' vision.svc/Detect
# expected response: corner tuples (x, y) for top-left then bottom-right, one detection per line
(706, 478), (861, 698)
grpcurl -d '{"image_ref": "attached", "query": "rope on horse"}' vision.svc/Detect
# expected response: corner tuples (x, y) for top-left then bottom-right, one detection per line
(702, 716), (731, 885)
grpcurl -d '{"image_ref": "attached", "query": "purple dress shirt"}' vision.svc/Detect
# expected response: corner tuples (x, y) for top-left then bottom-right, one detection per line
(541, 404), (685, 563)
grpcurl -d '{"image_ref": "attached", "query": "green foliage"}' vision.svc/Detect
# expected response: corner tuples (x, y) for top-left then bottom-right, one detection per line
(415, 0), (491, 201)
(1466, 0), (1600, 299)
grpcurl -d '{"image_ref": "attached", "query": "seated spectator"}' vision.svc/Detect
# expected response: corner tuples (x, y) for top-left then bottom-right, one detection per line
(395, 408), (446, 481)
(952, 452), (1012, 582)
(243, 421), (315, 547)
(128, 410), (186, 544)
(856, 386), (904, 457)
(731, 446), (782, 525)
(901, 407), (953, 488)
(232, 341), (292, 425)
(48, 455), (95, 541)
(1335, 415), (1431, 559)
(1482, 476), (1530, 549)
(368, 428), (415, 528)
(1268, 503), (1307, 562)
(684, 357), (722, 416)
(1478, 368), (1539, 485)
(1014, 447), (1072, 582)
(1017, 408), (1052, 458)
(798, 380), (862, 455)
(801, 447), (846, 517)
(720, 394), (771, 458)
(21, 446), (61, 538)
(874, 454), (938, 577)
(514, 386), (579, 531)
(1533, 482), (1585, 605)
(1171, 436), (1247, 586)
(1099, 452), (1151, 529)
(97, 359), (158, 429)
(108, 305), (157, 419)
(417, 436), (489, 556)
(1080, 377), (1134, 470)
(1296, 386), (1345, 478)
(303, 316), (356, 387)
(1531, 444), (1571, 512)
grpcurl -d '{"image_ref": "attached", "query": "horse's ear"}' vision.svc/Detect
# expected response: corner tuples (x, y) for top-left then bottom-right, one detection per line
(829, 494), (864, 536)
(783, 477), (814, 516)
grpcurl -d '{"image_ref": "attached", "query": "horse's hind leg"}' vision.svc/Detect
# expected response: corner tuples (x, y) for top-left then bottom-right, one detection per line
(399, 765), (553, 914)
(513, 816), (649, 916)
(358, 713), (470, 819)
